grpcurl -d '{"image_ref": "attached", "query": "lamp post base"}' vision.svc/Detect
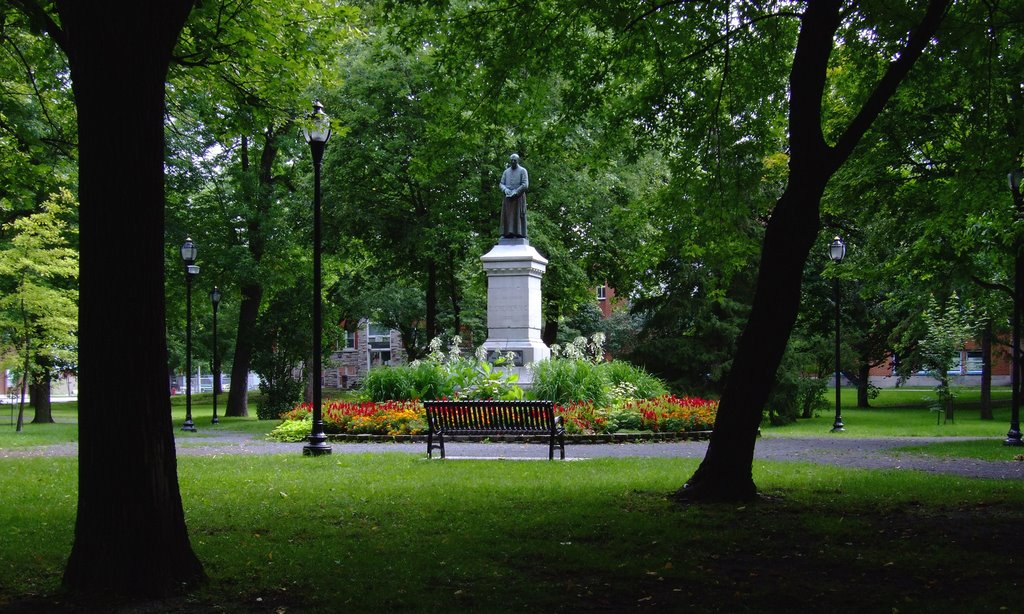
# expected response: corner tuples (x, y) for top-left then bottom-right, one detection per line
(830, 420), (845, 433)
(181, 420), (197, 433)
(303, 434), (332, 456)
(1004, 429), (1023, 446)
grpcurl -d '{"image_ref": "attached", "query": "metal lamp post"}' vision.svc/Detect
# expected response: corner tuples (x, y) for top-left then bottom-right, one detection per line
(829, 236), (846, 433)
(302, 100), (332, 456)
(210, 286), (222, 425)
(1007, 172), (1023, 446)
(181, 237), (199, 433)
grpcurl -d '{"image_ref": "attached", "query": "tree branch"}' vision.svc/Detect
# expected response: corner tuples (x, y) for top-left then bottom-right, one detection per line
(829, 0), (953, 170)
(8, 0), (67, 51)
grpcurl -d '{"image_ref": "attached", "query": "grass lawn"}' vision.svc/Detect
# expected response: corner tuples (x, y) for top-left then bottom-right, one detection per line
(0, 398), (279, 448)
(761, 387), (1018, 439)
(1, 454), (1022, 612)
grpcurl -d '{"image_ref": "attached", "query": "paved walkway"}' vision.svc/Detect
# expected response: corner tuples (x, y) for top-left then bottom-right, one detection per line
(5, 432), (1023, 480)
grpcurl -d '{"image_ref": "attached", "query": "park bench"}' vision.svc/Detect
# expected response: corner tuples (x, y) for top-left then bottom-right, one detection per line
(423, 399), (566, 460)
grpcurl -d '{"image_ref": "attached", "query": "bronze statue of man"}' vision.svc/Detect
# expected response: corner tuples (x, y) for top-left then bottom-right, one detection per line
(499, 153), (529, 238)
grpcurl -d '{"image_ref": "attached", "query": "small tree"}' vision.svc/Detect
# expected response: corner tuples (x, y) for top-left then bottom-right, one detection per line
(0, 189), (79, 427)
(918, 295), (976, 423)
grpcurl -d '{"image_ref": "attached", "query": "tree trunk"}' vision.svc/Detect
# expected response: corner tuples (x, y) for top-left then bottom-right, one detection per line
(856, 361), (871, 408)
(426, 258), (438, 339)
(675, 0), (950, 502)
(30, 378), (54, 423)
(676, 180), (826, 502)
(447, 250), (462, 338)
(980, 318), (993, 420)
(55, 0), (205, 597)
(542, 319), (559, 347)
(225, 283), (262, 417)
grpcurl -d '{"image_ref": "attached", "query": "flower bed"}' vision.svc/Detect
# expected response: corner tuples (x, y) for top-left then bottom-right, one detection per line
(557, 396), (718, 435)
(267, 395), (717, 442)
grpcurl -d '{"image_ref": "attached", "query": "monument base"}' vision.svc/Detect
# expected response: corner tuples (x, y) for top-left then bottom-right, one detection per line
(480, 239), (551, 389)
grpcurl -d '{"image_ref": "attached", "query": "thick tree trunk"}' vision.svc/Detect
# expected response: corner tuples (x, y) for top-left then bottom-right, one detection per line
(30, 378), (54, 423)
(674, 0), (950, 503)
(676, 181), (826, 502)
(856, 361), (872, 408)
(56, 1), (204, 597)
(225, 283), (262, 417)
(980, 319), (993, 420)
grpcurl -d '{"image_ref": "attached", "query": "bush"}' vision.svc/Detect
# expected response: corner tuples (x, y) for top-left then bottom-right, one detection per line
(530, 359), (610, 407)
(267, 416), (312, 442)
(600, 361), (668, 399)
(363, 367), (415, 402)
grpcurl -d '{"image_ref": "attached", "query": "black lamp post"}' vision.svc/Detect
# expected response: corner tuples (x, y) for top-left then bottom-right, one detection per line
(829, 236), (846, 433)
(1007, 172), (1023, 446)
(181, 237), (199, 433)
(210, 286), (222, 425)
(302, 100), (332, 456)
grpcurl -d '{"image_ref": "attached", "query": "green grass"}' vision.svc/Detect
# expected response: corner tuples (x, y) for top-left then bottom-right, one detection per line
(1, 399), (279, 448)
(1, 454), (1023, 612)
(893, 439), (1024, 461)
(761, 387), (1018, 438)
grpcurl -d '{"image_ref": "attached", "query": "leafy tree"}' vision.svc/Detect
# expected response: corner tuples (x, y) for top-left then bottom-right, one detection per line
(911, 295), (977, 422)
(165, 0), (358, 416)
(0, 188), (77, 425)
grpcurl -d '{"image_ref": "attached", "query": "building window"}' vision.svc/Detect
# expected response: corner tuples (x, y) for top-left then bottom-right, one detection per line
(965, 350), (984, 375)
(947, 352), (963, 375)
(597, 285), (607, 301)
(345, 330), (356, 349)
(368, 324), (391, 350)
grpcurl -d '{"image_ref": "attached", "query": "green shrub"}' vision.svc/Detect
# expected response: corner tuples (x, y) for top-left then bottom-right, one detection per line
(408, 361), (452, 400)
(530, 359), (610, 406)
(600, 361), (668, 399)
(267, 416), (312, 442)
(363, 367), (415, 402)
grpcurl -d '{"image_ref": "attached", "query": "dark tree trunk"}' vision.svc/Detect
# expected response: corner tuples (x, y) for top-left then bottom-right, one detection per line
(981, 319), (993, 420)
(226, 283), (262, 417)
(426, 259), (438, 339)
(675, 0), (950, 502)
(447, 250), (462, 338)
(543, 300), (559, 346)
(856, 361), (872, 408)
(30, 378), (54, 423)
(52, 0), (205, 597)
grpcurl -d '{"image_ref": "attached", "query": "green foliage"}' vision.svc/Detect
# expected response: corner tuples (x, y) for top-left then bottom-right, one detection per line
(363, 366), (416, 403)
(0, 189), (79, 383)
(601, 360), (668, 400)
(265, 415), (311, 442)
(362, 337), (522, 401)
(529, 359), (610, 407)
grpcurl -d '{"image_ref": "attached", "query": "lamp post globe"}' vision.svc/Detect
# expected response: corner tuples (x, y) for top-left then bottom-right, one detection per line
(181, 237), (199, 433)
(303, 101), (332, 457)
(829, 236), (846, 433)
(210, 286), (222, 425)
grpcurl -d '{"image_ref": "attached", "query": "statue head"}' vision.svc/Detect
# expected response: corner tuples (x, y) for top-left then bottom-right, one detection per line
(509, 153), (520, 167)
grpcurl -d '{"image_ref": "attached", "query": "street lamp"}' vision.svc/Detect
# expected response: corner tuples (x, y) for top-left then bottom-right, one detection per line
(210, 286), (222, 425)
(829, 236), (846, 433)
(181, 237), (200, 433)
(302, 100), (332, 456)
(1006, 171), (1023, 446)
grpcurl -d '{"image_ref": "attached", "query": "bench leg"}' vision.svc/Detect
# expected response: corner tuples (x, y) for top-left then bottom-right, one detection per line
(427, 431), (446, 459)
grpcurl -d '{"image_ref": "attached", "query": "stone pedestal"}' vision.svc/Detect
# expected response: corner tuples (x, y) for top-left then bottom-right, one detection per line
(480, 238), (550, 383)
